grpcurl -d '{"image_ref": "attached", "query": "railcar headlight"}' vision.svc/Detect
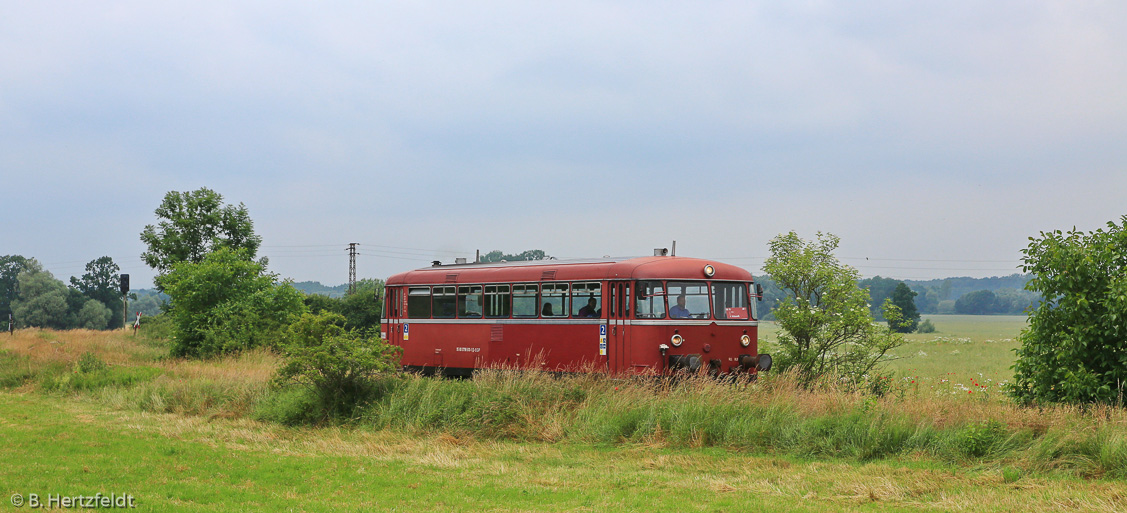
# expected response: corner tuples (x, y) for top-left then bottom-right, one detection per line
(703, 265), (715, 277)
(740, 334), (751, 347)
(671, 334), (683, 347)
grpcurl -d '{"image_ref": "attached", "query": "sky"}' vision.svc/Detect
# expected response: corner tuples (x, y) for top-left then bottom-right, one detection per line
(2, 1), (1126, 289)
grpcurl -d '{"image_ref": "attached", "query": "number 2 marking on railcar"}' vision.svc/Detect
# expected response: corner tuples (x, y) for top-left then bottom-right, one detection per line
(599, 324), (607, 356)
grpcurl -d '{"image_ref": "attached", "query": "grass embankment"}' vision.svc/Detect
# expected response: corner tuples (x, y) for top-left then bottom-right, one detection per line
(3, 316), (1127, 483)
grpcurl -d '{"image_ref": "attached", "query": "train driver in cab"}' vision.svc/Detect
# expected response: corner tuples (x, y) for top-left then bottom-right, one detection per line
(670, 294), (691, 318)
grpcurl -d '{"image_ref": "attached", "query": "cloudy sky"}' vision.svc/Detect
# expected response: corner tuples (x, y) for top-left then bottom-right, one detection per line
(3, 1), (1125, 288)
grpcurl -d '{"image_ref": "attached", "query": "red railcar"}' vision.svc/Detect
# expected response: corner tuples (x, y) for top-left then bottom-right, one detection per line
(381, 256), (772, 377)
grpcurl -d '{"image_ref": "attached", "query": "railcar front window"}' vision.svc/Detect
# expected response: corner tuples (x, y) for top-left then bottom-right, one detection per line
(513, 284), (539, 317)
(572, 282), (601, 317)
(540, 283), (569, 317)
(484, 284), (511, 318)
(635, 281), (666, 319)
(458, 285), (483, 318)
(433, 286), (456, 318)
(407, 287), (431, 319)
(711, 282), (749, 320)
(750, 284), (758, 320)
(668, 281), (711, 319)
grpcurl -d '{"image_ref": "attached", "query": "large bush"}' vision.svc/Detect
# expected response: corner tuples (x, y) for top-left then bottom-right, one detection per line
(161, 247), (305, 357)
(272, 312), (400, 422)
(1011, 215), (1127, 404)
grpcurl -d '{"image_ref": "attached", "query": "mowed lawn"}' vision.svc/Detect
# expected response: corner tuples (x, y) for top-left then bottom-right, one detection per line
(3, 392), (1126, 513)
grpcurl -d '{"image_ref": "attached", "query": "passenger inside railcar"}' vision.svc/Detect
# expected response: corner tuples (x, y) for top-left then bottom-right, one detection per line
(578, 297), (599, 317)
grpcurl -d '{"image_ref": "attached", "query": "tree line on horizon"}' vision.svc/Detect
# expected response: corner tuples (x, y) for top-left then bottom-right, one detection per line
(3, 251), (1035, 334)
(1, 255), (133, 330)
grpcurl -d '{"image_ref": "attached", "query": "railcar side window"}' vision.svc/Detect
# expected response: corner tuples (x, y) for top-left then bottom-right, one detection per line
(513, 284), (539, 317)
(407, 287), (431, 319)
(571, 282), (601, 317)
(484, 284), (511, 318)
(668, 281), (711, 319)
(540, 283), (569, 317)
(711, 282), (749, 320)
(432, 286), (456, 318)
(635, 281), (666, 319)
(457, 285), (483, 318)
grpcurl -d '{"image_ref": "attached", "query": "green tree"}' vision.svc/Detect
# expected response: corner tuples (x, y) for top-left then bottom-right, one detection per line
(11, 261), (73, 329)
(70, 256), (124, 329)
(1011, 216), (1127, 405)
(300, 279), (384, 330)
(0, 255), (31, 321)
(76, 300), (112, 330)
(888, 282), (920, 333)
(858, 276), (900, 320)
(303, 293), (340, 316)
(763, 232), (906, 382)
(938, 279), (952, 300)
(911, 285), (938, 314)
(129, 291), (166, 318)
(274, 312), (401, 421)
(140, 188), (262, 290)
(340, 279), (384, 330)
(478, 249), (550, 262)
(993, 288), (1040, 314)
(161, 247), (304, 357)
(954, 290), (998, 314)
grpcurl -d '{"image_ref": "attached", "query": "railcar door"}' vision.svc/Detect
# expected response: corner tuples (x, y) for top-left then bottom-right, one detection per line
(383, 287), (403, 348)
(606, 281), (630, 373)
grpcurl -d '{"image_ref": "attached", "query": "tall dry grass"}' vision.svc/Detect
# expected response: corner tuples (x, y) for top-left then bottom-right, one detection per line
(2, 328), (163, 366)
(1, 328), (279, 418)
(5, 328), (1127, 477)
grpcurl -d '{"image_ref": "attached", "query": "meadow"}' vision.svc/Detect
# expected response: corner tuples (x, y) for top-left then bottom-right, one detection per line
(760, 315), (1027, 396)
(3, 315), (1127, 511)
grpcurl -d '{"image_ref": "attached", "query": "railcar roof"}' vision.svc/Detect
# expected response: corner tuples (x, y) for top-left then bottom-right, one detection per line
(386, 256), (754, 285)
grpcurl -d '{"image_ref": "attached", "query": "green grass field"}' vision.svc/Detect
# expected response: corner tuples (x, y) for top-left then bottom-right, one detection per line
(760, 315), (1026, 397)
(3, 392), (1126, 512)
(5, 317), (1127, 512)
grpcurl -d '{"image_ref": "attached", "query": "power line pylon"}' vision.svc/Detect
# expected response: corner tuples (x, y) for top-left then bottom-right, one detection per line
(347, 243), (359, 295)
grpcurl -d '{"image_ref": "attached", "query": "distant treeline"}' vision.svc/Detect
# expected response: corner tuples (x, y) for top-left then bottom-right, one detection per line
(291, 281), (351, 298)
(755, 273), (1036, 320)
